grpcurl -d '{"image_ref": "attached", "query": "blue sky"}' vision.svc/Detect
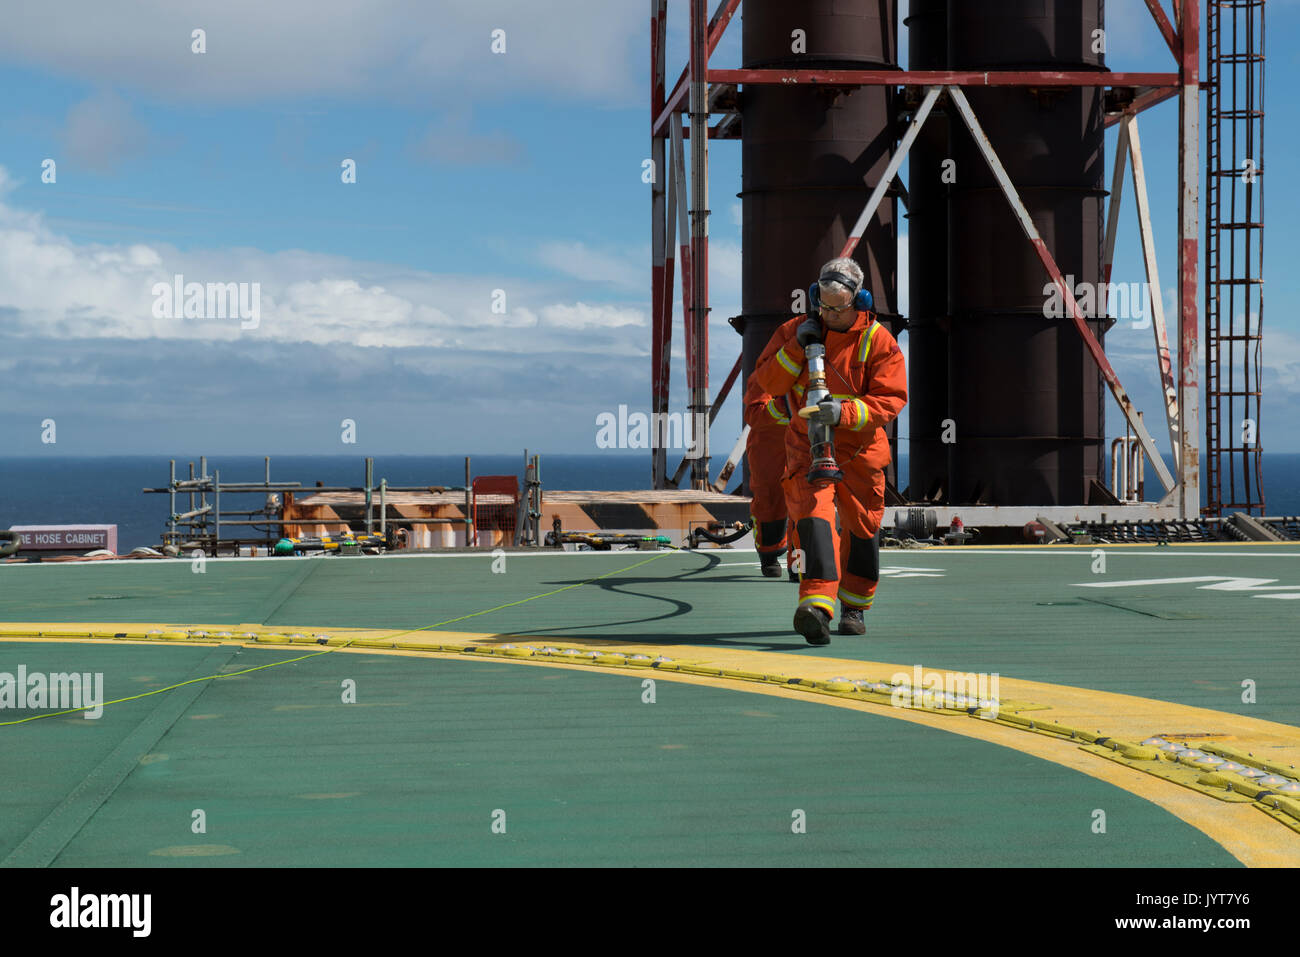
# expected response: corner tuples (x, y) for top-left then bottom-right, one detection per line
(0, 0), (1297, 475)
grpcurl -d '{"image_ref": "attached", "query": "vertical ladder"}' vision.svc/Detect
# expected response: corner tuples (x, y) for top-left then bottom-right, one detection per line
(1205, 0), (1266, 515)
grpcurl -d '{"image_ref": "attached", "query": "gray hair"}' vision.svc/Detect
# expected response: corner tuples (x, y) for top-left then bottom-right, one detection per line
(818, 257), (864, 298)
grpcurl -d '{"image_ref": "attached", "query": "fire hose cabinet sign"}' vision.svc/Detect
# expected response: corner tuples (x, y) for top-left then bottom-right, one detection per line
(8, 525), (118, 552)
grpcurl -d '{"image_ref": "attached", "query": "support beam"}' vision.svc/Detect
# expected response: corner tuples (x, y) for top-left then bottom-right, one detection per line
(711, 425), (750, 493)
(1177, 0), (1201, 519)
(712, 114), (741, 139)
(1126, 114), (1181, 472)
(670, 354), (741, 489)
(680, 123), (736, 139)
(1104, 86), (1179, 127)
(1143, 0), (1182, 62)
(651, 0), (741, 137)
(892, 172), (910, 214)
(650, 0), (668, 488)
(1101, 115), (1180, 476)
(1100, 116), (1129, 301)
(671, 123), (693, 390)
(711, 352), (742, 422)
(661, 140), (678, 350)
(840, 85), (941, 259)
(688, 0), (711, 488)
(655, 135), (676, 489)
(946, 86), (1175, 494)
(709, 69), (1179, 88)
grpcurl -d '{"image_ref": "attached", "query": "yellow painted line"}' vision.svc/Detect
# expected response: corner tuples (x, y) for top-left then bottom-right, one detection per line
(3, 624), (1299, 865)
(4, 623), (1299, 764)
(303, 642), (1300, 867)
(411, 650), (1291, 866)
(402, 631), (1300, 768)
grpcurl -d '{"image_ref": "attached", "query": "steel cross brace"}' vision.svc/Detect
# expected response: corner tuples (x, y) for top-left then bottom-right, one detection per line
(837, 85), (1176, 495)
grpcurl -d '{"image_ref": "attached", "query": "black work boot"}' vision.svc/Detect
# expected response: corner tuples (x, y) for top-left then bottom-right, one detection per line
(838, 606), (866, 635)
(787, 564), (799, 583)
(793, 606), (832, 646)
(759, 552), (783, 578)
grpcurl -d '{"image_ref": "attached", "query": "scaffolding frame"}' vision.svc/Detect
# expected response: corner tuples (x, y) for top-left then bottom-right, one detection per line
(649, 0), (1206, 519)
(144, 456), (473, 556)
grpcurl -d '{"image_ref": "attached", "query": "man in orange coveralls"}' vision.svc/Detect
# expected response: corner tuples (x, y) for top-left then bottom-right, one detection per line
(750, 257), (907, 645)
(742, 376), (797, 579)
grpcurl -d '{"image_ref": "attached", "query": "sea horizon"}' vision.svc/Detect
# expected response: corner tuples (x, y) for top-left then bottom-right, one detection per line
(3, 452), (1298, 552)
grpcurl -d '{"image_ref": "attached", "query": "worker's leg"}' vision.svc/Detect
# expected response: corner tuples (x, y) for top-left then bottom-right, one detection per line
(783, 465), (840, 622)
(746, 426), (789, 558)
(835, 454), (886, 613)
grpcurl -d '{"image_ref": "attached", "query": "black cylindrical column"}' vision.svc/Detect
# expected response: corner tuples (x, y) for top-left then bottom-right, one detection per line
(946, 0), (1107, 505)
(904, 0), (950, 502)
(737, 0), (898, 492)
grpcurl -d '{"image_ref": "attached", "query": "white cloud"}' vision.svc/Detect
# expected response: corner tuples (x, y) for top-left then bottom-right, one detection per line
(709, 240), (742, 291)
(540, 302), (644, 330)
(1259, 328), (1300, 392)
(0, 163), (673, 452)
(0, 166), (644, 355)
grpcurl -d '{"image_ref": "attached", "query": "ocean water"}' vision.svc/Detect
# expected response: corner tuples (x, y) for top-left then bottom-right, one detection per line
(0, 454), (656, 552)
(1, 453), (1298, 552)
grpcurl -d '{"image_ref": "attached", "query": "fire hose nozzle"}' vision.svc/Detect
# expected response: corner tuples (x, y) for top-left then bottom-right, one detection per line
(799, 344), (843, 486)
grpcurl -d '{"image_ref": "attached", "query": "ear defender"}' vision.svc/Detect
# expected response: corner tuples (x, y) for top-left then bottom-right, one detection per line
(810, 281), (873, 313)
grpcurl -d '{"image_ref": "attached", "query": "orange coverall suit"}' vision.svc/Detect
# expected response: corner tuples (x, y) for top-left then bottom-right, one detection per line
(751, 310), (907, 619)
(742, 377), (793, 558)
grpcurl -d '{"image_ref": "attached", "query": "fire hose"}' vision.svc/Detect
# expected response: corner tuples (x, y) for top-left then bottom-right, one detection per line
(689, 521), (753, 547)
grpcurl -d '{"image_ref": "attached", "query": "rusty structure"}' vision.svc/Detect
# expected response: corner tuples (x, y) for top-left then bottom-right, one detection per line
(650, 0), (1258, 527)
(1205, 0), (1266, 515)
(142, 455), (751, 555)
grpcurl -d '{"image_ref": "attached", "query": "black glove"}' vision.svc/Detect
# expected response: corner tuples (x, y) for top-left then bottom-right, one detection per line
(795, 317), (824, 348)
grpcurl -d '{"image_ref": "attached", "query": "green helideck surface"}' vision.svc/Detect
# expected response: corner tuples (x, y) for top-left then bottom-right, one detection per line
(0, 642), (1238, 867)
(1, 544), (1296, 866)
(2, 545), (1299, 723)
